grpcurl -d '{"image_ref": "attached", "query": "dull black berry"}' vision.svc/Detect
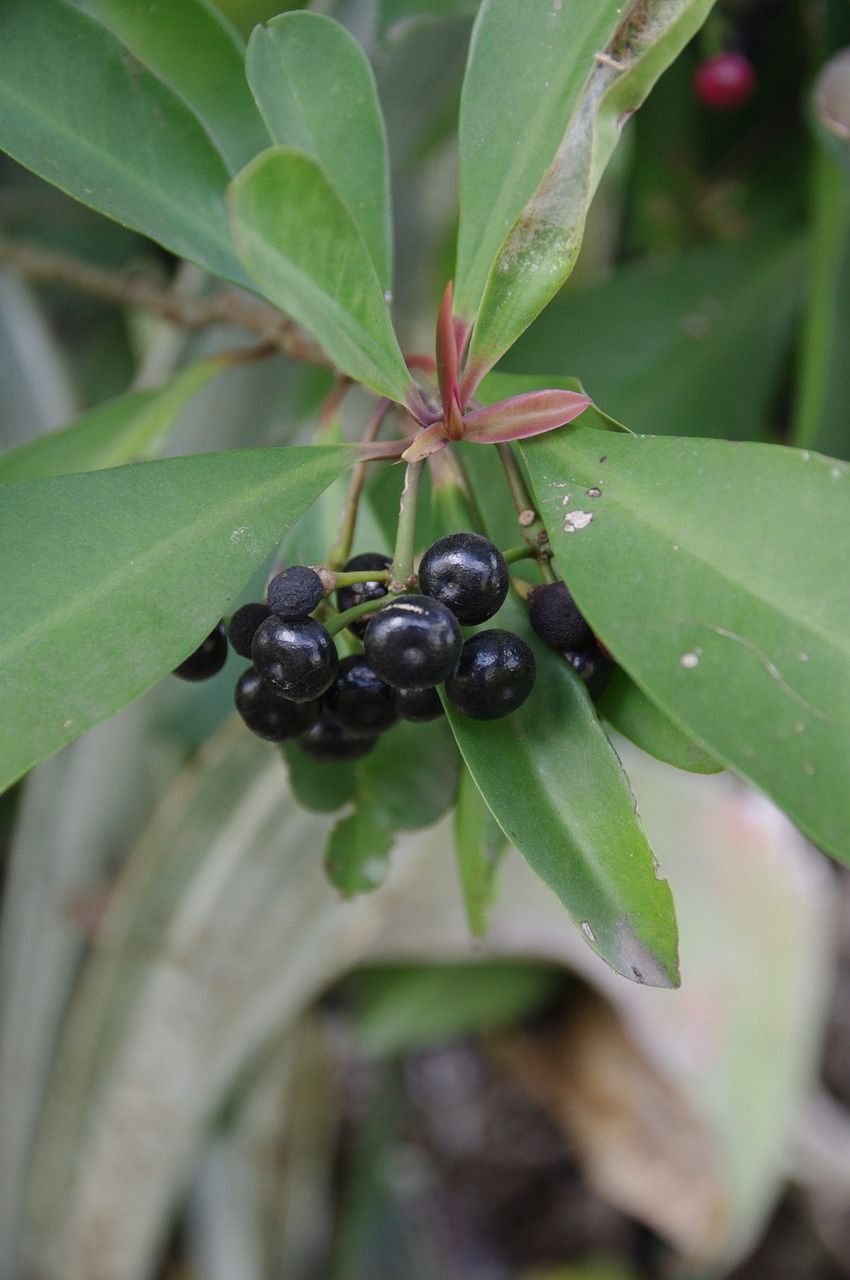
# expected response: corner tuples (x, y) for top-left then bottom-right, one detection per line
(446, 629), (536, 720)
(336, 552), (392, 638)
(296, 712), (379, 763)
(418, 531), (509, 624)
(563, 646), (614, 702)
(364, 596), (462, 690)
(172, 619), (228, 681)
(267, 565), (325, 620)
(325, 655), (398, 736)
(529, 581), (593, 650)
(234, 667), (321, 741)
(251, 615), (339, 702)
(227, 602), (273, 658)
(392, 685), (445, 723)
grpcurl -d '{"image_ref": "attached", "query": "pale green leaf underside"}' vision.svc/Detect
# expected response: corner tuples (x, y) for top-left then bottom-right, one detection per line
(71, 0), (270, 173)
(465, 0), (715, 382)
(443, 600), (679, 987)
(599, 668), (724, 775)
(455, 0), (625, 323)
(0, 446), (354, 793)
(523, 428), (850, 861)
(227, 147), (413, 406)
(0, 358), (226, 483)
(0, 0), (251, 287)
(247, 12), (393, 289)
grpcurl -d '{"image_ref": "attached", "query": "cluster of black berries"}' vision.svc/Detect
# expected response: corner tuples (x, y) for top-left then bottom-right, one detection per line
(527, 579), (613, 700)
(173, 532), (544, 762)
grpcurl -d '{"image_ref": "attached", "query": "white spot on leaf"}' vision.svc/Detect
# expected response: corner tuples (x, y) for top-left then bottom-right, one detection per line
(679, 652), (700, 669)
(563, 510), (594, 532)
(581, 921), (596, 943)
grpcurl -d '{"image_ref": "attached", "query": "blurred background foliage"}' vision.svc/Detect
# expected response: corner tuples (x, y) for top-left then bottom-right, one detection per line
(2, 0), (850, 1277)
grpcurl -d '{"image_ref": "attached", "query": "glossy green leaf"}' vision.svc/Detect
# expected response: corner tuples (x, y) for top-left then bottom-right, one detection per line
(504, 237), (805, 442)
(443, 598), (679, 987)
(247, 13), (392, 289)
(0, 357), (228, 483)
(228, 147), (417, 408)
(461, 0), (715, 390)
(322, 717), (460, 897)
(522, 428), (850, 862)
(0, 0), (251, 287)
(0, 446), (354, 794)
(454, 761), (509, 936)
(598, 668), (724, 775)
(281, 743), (359, 814)
(350, 961), (559, 1056)
(71, 0), (270, 173)
(455, 0), (624, 325)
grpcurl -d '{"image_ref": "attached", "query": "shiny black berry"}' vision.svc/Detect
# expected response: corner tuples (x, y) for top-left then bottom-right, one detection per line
(251, 615), (339, 702)
(336, 552), (392, 638)
(172, 619), (228, 681)
(563, 646), (614, 702)
(267, 565), (325, 620)
(418, 531), (508, 624)
(227, 602), (273, 658)
(234, 667), (321, 741)
(296, 712), (379, 762)
(364, 596), (462, 690)
(325, 655), (398, 736)
(528, 581), (593, 650)
(392, 685), (445, 723)
(446, 629), (536, 720)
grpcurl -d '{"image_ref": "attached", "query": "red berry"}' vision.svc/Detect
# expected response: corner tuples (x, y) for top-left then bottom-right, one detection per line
(693, 53), (756, 111)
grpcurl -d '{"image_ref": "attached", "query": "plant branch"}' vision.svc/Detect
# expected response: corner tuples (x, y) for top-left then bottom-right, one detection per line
(497, 443), (556, 581)
(0, 233), (329, 366)
(391, 460), (425, 587)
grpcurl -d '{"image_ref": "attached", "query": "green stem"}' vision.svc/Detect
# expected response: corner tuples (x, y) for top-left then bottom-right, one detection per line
(327, 568), (392, 589)
(325, 595), (389, 638)
(502, 544), (536, 565)
(496, 443), (556, 580)
(390, 460), (424, 586)
(327, 399), (391, 569)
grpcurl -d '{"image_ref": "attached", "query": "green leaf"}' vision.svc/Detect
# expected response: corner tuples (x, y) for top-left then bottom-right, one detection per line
(598, 668), (724, 776)
(522, 428), (850, 862)
(281, 743), (359, 813)
(454, 761), (509, 935)
(326, 799), (396, 897)
(0, 446), (354, 794)
(504, 237), (805, 442)
(455, 0), (624, 325)
(247, 12), (393, 290)
(0, 357), (228, 483)
(227, 147), (417, 408)
(322, 717), (460, 897)
(350, 961), (559, 1056)
(0, 0), (251, 287)
(71, 0), (270, 173)
(443, 598), (679, 987)
(460, 0), (716, 389)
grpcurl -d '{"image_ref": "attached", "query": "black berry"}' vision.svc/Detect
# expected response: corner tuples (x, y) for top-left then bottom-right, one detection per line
(172, 619), (228, 681)
(336, 552), (392, 638)
(563, 646), (614, 702)
(418, 531), (508, 624)
(251, 615), (339, 702)
(364, 596), (462, 690)
(392, 685), (445, 723)
(267, 565), (325, 620)
(297, 712), (379, 762)
(234, 667), (321, 741)
(446, 629), (536, 720)
(325, 655), (398, 736)
(227, 602), (273, 658)
(528, 581), (593, 650)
